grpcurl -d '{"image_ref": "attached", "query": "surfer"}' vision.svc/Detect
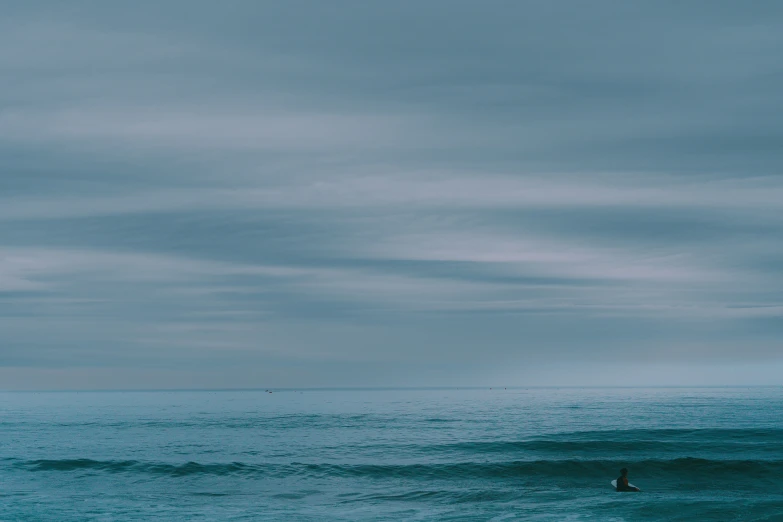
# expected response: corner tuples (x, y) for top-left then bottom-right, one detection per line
(615, 468), (640, 492)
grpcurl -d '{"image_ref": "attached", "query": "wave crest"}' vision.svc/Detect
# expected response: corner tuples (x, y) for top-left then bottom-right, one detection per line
(16, 457), (783, 482)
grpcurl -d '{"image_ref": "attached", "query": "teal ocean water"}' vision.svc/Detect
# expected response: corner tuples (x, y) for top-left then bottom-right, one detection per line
(1, 387), (782, 521)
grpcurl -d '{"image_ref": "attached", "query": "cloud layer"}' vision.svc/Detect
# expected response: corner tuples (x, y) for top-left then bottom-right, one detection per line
(2, 1), (782, 388)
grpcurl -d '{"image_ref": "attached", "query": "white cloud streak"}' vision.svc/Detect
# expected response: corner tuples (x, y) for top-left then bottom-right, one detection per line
(1, 174), (782, 221)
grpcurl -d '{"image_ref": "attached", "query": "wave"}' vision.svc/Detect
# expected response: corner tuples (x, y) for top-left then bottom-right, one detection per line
(428, 439), (783, 455)
(19, 459), (262, 477)
(14, 457), (783, 482)
(543, 428), (783, 442)
(336, 428), (783, 457)
(298, 458), (783, 481)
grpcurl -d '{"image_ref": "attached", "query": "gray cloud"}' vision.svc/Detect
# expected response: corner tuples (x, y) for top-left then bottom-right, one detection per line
(1, 1), (782, 388)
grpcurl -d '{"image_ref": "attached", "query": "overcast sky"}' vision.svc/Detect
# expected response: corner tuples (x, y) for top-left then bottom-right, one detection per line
(2, 1), (782, 389)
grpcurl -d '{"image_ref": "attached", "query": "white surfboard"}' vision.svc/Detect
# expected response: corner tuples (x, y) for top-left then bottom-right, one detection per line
(611, 479), (638, 490)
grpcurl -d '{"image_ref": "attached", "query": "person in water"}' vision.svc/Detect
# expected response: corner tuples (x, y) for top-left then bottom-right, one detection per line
(616, 468), (641, 492)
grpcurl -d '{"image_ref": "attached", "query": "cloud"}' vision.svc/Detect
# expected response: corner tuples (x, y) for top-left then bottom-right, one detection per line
(1, 1), (782, 387)
(2, 174), (782, 221)
(0, 107), (416, 153)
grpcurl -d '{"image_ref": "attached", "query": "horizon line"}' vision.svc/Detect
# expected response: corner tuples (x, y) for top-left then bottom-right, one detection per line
(2, 385), (781, 393)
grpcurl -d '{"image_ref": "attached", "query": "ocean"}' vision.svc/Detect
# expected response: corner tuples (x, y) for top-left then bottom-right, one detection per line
(1, 387), (782, 521)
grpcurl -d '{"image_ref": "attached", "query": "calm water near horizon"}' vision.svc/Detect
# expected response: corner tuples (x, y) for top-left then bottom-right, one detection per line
(1, 387), (782, 521)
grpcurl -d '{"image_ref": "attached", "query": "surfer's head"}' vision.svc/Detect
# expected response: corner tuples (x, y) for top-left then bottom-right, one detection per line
(620, 468), (628, 476)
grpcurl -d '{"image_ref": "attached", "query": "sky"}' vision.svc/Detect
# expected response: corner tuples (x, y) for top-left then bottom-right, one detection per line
(1, 1), (782, 389)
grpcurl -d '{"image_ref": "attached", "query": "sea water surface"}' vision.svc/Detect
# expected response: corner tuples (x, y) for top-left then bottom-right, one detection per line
(1, 387), (782, 521)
